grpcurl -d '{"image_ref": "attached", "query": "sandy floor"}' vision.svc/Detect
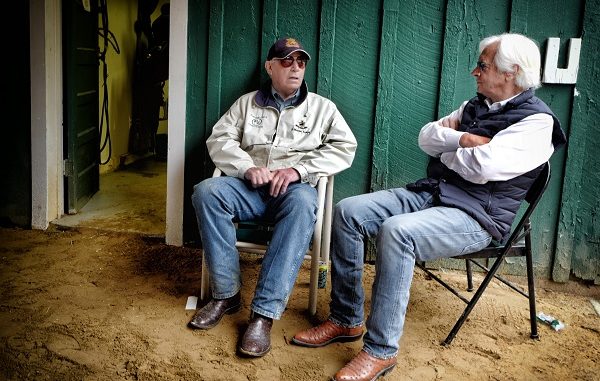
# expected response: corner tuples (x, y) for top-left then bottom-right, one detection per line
(1, 226), (599, 381)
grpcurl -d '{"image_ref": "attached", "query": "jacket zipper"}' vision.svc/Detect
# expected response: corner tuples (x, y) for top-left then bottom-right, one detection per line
(265, 106), (280, 167)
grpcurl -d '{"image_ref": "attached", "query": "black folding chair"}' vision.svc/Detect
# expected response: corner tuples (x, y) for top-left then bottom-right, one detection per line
(416, 162), (551, 345)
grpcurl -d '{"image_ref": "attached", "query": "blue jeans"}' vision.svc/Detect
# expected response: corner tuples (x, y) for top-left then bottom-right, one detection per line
(191, 176), (318, 319)
(328, 188), (492, 359)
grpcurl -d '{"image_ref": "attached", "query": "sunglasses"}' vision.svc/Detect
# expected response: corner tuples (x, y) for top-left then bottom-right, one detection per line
(476, 60), (492, 72)
(273, 56), (308, 69)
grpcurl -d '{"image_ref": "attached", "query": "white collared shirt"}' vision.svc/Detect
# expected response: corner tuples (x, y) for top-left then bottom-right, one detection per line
(418, 93), (555, 184)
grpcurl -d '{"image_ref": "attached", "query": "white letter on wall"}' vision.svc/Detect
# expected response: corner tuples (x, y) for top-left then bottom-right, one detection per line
(543, 38), (582, 84)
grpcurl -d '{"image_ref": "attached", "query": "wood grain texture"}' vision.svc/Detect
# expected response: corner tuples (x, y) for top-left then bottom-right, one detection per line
(182, 0), (599, 282)
(554, 0), (600, 283)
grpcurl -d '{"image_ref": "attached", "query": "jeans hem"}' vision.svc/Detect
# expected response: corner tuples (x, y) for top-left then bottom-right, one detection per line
(362, 347), (398, 360)
(251, 305), (280, 320)
(212, 287), (240, 300)
(329, 315), (363, 329)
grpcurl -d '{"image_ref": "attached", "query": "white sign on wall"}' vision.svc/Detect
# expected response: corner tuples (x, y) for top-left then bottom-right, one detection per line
(543, 38), (582, 84)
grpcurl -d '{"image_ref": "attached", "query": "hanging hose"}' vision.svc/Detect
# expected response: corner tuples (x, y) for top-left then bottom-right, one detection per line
(97, 0), (120, 165)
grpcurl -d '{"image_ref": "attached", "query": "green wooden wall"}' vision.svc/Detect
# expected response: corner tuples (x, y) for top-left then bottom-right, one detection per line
(554, 0), (600, 283)
(185, 0), (599, 283)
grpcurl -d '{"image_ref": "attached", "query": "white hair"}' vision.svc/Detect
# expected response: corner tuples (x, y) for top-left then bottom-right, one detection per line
(479, 33), (542, 90)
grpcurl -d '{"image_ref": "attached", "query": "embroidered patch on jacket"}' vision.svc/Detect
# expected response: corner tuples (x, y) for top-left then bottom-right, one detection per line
(249, 114), (267, 128)
(292, 120), (311, 134)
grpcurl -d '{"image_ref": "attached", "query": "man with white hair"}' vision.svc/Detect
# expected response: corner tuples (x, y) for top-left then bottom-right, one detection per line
(292, 33), (567, 381)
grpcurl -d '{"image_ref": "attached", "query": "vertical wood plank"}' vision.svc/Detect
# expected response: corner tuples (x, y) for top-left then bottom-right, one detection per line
(438, 0), (510, 117)
(554, 0), (600, 283)
(262, 0), (278, 43)
(371, 0), (399, 191)
(261, 0), (278, 84)
(317, 0), (337, 100)
(372, 0), (446, 192)
(319, 0), (381, 200)
(218, 0), (263, 112)
(205, 0), (225, 131)
(511, 0), (585, 279)
(183, 0), (211, 241)
(264, 0), (321, 92)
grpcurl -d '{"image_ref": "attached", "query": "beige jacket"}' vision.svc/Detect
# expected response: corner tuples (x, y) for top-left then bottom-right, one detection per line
(206, 82), (357, 186)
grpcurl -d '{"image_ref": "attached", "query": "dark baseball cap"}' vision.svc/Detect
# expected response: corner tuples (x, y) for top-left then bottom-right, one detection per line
(267, 37), (311, 60)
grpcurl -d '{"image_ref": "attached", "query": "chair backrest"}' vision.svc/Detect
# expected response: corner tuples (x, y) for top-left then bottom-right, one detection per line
(525, 162), (551, 205)
(503, 162), (551, 246)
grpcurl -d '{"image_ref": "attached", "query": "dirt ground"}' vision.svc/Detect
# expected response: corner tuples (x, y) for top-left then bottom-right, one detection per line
(1, 226), (599, 381)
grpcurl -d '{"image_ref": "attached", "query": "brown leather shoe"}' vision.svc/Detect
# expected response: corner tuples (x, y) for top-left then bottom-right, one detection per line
(292, 319), (363, 347)
(187, 292), (241, 330)
(333, 351), (397, 381)
(238, 314), (273, 357)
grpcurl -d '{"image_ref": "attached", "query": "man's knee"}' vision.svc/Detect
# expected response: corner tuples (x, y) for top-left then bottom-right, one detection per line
(292, 185), (317, 204)
(378, 218), (409, 243)
(284, 185), (318, 217)
(334, 196), (367, 225)
(376, 217), (425, 259)
(192, 177), (223, 207)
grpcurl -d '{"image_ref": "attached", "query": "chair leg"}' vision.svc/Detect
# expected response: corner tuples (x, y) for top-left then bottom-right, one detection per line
(200, 251), (210, 301)
(443, 254), (507, 345)
(308, 250), (319, 316)
(308, 176), (328, 316)
(319, 175), (334, 288)
(524, 223), (539, 339)
(322, 176), (334, 266)
(418, 262), (470, 304)
(465, 259), (474, 292)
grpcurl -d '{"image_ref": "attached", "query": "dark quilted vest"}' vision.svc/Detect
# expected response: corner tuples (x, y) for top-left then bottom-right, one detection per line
(409, 89), (566, 242)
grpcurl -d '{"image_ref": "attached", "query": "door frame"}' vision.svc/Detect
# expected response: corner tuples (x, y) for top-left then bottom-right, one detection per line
(29, 0), (186, 245)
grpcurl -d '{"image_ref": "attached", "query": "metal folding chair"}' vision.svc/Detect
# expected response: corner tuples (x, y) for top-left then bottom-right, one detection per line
(417, 162), (551, 345)
(200, 168), (334, 316)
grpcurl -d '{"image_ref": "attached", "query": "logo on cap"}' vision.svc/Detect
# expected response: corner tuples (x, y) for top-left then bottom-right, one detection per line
(285, 38), (300, 48)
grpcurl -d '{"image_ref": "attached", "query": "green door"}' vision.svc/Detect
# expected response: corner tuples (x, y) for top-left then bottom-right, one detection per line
(63, 0), (99, 214)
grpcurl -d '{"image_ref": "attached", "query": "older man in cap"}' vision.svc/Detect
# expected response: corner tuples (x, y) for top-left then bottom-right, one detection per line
(188, 37), (357, 357)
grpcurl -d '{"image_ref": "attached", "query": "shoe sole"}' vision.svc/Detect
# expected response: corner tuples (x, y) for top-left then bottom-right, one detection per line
(237, 344), (271, 358)
(187, 304), (241, 330)
(330, 364), (396, 381)
(373, 364), (396, 381)
(291, 332), (363, 348)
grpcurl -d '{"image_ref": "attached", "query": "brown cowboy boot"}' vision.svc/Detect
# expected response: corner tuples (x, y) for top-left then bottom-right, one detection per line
(333, 350), (397, 381)
(292, 319), (363, 347)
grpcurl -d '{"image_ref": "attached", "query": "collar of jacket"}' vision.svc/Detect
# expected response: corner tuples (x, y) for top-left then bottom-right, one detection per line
(255, 80), (309, 108)
(475, 88), (535, 110)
